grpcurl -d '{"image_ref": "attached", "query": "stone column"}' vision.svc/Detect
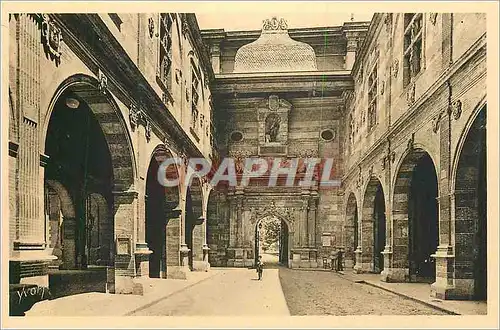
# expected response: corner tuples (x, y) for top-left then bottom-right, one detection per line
(353, 207), (363, 273)
(112, 189), (143, 294)
(300, 198), (308, 247)
(191, 217), (205, 271)
(431, 84), (456, 298)
(134, 177), (152, 278)
(166, 207), (187, 279)
(11, 15), (55, 288)
(61, 217), (77, 269)
(179, 188), (191, 272)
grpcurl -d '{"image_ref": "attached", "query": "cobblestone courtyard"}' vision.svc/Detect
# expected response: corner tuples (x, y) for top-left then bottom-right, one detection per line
(278, 268), (447, 315)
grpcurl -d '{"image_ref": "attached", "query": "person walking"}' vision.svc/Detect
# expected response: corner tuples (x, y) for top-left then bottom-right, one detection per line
(256, 255), (264, 280)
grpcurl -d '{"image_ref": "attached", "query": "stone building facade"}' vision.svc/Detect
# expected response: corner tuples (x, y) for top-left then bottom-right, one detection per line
(202, 18), (370, 268)
(341, 13), (487, 301)
(8, 13), (216, 296)
(7, 12), (487, 303)
(203, 13), (487, 301)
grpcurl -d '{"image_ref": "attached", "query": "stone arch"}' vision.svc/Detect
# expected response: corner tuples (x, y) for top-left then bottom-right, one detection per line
(45, 179), (76, 218)
(344, 192), (359, 269)
(41, 73), (136, 190)
(452, 104), (487, 300)
(360, 177), (386, 273)
(253, 211), (293, 267)
(145, 144), (181, 278)
(392, 147), (439, 282)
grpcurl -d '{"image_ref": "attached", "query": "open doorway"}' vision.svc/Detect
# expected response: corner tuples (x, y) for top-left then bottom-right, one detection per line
(254, 216), (289, 267)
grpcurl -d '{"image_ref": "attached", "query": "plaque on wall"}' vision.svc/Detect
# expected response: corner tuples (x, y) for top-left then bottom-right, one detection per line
(116, 236), (131, 255)
(321, 233), (332, 247)
(258, 145), (288, 156)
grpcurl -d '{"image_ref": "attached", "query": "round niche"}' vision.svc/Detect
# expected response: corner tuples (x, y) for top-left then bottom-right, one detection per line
(230, 131), (244, 142)
(320, 129), (335, 142)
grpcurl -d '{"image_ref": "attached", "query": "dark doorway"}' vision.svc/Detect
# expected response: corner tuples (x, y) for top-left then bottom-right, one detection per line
(408, 154), (439, 282)
(373, 185), (386, 273)
(145, 157), (167, 278)
(44, 88), (113, 297)
(455, 107), (487, 300)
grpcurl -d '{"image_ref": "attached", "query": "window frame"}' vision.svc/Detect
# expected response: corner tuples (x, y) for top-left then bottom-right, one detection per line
(157, 13), (174, 102)
(403, 13), (424, 87)
(367, 62), (378, 131)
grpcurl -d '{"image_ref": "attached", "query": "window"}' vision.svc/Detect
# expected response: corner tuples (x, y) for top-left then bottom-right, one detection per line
(158, 13), (173, 91)
(230, 131), (243, 142)
(403, 13), (423, 87)
(320, 129), (335, 142)
(191, 65), (200, 130)
(367, 64), (378, 130)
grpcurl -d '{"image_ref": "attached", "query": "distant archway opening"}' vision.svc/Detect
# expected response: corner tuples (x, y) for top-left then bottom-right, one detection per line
(254, 216), (289, 267)
(362, 178), (386, 273)
(345, 193), (358, 269)
(145, 146), (180, 278)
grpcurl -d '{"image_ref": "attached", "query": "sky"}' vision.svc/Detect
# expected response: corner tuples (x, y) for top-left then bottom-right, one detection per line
(196, 12), (375, 31)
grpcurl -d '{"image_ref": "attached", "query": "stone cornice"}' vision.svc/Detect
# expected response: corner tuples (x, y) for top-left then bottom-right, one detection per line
(211, 71), (353, 98)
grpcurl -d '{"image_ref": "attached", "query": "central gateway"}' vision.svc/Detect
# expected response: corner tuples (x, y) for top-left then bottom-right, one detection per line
(204, 17), (364, 268)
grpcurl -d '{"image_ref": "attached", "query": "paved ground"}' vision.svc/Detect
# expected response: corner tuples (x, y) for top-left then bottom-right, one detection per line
(27, 264), (484, 317)
(278, 267), (448, 315)
(128, 268), (290, 316)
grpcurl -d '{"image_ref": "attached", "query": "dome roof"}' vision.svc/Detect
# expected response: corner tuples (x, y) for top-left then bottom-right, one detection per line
(233, 17), (318, 73)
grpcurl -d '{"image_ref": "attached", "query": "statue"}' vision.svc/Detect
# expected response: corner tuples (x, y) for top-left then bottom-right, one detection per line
(265, 114), (281, 143)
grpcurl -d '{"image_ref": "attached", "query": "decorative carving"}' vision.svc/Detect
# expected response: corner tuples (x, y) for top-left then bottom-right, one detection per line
(252, 201), (296, 227)
(381, 142), (396, 170)
(406, 82), (415, 105)
(262, 17), (288, 31)
(432, 111), (445, 133)
(148, 17), (155, 38)
(145, 119), (151, 142)
(407, 133), (415, 152)
(429, 13), (438, 25)
(451, 100), (462, 120)
(129, 104), (139, 131)
(392, 59), (399, 78)
(97, 69), (108, 95)
(41, 14), (62, 63)
(355, 165), (363, 189)
(265, 113), (281, 143)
